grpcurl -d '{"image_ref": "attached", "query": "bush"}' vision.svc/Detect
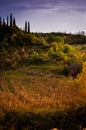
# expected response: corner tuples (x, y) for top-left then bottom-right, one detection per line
(68, 63), (82, 77)
(30, 52), (43, 64)
(47, 35), (64, 44)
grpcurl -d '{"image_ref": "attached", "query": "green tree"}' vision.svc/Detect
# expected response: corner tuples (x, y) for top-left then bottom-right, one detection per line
(7, 15), (9, 27)
(25, 21), (27, 32)
(13, 17), (16, 26)
(28, 21), (30, 33)
(10, 13), (13, 26)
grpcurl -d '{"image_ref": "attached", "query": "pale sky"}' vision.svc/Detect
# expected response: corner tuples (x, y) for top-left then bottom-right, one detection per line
(0, 0), (86, 33)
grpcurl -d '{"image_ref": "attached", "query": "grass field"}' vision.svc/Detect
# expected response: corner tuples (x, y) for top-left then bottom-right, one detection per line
(0, 64), (85, 114)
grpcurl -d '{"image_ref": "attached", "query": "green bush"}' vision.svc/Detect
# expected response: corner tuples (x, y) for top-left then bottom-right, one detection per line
(47, 35), (64, 44)
(30, 52), (43, 64)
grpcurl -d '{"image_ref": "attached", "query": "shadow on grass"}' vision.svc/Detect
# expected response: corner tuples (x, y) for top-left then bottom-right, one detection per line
(0, 106), (86, 130)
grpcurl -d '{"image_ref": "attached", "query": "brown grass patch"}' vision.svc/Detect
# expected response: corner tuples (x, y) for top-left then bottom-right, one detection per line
(0, 73), (85, 116)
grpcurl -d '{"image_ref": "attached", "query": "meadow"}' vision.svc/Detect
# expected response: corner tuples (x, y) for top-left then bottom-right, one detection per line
(0, 63), (86, 130)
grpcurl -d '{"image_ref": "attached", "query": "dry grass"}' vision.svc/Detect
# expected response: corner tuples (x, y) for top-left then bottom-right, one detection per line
(0, 71), (86, 116)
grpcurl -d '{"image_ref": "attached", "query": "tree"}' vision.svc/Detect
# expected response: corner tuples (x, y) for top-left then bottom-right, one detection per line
(7, 15), (9, 26)
(10, 13), (13, 26)
(13, 17), (16, 26)
(25, 21), (27, 32)
(28, 21), (30, 33)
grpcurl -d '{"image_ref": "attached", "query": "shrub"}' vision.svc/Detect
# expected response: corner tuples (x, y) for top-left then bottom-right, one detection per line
(48, 35), (64, 44)
(30, 52), (43, 64)
(68, 63), (82, 77)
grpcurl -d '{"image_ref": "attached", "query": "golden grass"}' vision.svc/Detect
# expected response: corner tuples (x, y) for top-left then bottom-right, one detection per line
(0, 73), (86, 116)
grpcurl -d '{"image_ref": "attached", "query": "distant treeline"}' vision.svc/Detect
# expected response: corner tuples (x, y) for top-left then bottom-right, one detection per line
(0, 13), (30, 33)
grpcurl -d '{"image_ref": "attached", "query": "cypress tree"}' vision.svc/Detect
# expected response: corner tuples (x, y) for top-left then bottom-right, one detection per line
(13, 17), (16, 26)
(28, 21), (30, 33)
(10, 13), (13, 26)
(25, 21), (27, 32)
(7, 16), (9, 26)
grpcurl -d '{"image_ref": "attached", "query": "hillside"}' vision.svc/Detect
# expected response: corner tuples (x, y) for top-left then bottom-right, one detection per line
(1, 24), (86, 76)
(1, 19), (86, 129)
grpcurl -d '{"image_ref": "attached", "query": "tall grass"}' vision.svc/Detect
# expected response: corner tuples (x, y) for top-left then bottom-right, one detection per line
(0, 73), (85, 115)
(0, 68), (86, 129)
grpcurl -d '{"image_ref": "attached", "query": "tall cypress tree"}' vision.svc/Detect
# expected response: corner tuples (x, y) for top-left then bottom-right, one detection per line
(10, 13), (13, 26)
(7, 16), (9, 27)
(25, 21), (27, 32)
(0, 17), (2, 28)
(13, 17), (16, 26)
(28, 21), (30, 33)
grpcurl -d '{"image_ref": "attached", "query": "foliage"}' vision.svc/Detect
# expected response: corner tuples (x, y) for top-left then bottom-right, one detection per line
(30, 52), (43, 64)
(47, 42), (84, 75)
(47, 35), (64, 43)
(0, 31), (84, 76)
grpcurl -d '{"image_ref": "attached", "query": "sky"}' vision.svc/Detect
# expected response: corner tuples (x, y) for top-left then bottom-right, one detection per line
(0, 0), (86, 33)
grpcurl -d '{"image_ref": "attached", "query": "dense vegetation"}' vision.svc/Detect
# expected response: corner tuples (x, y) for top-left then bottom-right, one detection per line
(1, 26), (86, 76)
(1, 14), (86, 130)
